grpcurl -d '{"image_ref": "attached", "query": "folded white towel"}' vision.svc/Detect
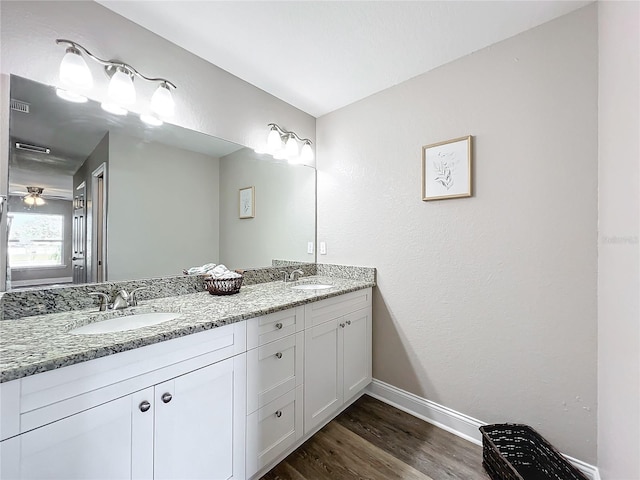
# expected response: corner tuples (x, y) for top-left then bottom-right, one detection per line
(186, 263), (217, 275)
(207, 264), (242, 280)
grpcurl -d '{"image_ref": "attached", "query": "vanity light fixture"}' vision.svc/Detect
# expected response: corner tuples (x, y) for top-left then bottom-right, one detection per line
(23, 187), (46, 207)
(257, 123), (314, 164)
(55, 39), (176, 124)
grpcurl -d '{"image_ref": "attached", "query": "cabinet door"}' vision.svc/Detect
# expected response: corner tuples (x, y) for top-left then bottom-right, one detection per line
(342, 308), (372, 401)
(304, 319), (343, 434)
(0, 392), (148, 480)
(154, 354), (246, 480)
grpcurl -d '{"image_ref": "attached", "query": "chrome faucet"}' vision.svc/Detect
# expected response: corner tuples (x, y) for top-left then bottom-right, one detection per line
(279, 269), (304, 283)
(289, 269), (304, 282)
(89, 287), (148, 311)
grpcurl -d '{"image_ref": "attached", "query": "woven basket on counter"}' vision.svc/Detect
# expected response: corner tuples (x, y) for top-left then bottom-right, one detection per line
(479, 424), (588, 480)
(203, 276), (243, 296)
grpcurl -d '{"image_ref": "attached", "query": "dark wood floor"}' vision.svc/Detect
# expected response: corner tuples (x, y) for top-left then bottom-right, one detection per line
(261, 395), (490, 480)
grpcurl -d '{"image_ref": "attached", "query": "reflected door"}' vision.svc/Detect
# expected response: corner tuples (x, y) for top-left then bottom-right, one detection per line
(72, 183), (86, 284)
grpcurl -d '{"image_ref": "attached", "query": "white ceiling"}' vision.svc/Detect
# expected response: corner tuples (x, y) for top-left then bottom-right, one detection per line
(98, 1), (591, 118)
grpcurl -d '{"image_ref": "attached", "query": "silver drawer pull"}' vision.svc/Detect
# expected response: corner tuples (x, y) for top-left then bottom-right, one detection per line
(275, 410), (282, 418)
(275, 322), (283, 330)
(275, 352), (283, 359)
(139, 401), (151, 412)
(346, 320), (352, 325)
(340, 323), (345, 328)
(161, 393), (173, 404)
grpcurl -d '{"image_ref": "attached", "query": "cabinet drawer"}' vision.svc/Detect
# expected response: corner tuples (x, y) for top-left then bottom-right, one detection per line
(246, 307), (303, 349)
(304, 288), (372, 328)
(246, 385), (303, 478)
(247, 332), (303, 414)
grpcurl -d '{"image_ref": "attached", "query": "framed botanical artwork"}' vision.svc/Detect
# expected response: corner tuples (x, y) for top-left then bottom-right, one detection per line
(239, 186), (255, 219)
(422, 135), (472, 201)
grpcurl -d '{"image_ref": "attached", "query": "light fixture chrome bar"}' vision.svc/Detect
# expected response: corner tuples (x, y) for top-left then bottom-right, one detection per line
(56, 39), (177, 90)
(267, 123), (312, 145)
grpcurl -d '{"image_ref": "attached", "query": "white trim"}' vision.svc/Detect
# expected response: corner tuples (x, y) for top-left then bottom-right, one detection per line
(9, 277), (72, 287)
(366, 379), (600, 480)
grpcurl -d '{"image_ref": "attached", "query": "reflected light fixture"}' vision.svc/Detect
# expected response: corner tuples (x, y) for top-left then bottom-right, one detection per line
(55, 39), (176, 123)
(23, 187), (46, 207)
(257, 123), (314, 165)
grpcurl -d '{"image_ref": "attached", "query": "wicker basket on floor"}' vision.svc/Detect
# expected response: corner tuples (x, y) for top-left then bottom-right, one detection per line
(479, 424), (588, 480)
(203, 276), (243, 296)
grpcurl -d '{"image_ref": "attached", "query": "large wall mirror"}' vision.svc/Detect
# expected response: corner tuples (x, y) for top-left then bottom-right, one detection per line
(3, 75), (316, 291)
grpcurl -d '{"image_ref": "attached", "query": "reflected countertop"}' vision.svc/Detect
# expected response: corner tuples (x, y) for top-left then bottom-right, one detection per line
(0, 276), (374, 383)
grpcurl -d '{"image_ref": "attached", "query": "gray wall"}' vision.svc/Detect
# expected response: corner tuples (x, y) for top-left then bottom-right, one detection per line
(317, 5), (598, 463)
(7, 196), (73, 285)
(597, 2), (640, 478)
(219, 150), (316, 269)
(107, 133), (220, 281)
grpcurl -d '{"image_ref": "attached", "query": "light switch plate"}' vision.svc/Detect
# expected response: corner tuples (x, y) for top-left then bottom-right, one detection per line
(307, 242), (314, 254)
(320, 242), (327, 255)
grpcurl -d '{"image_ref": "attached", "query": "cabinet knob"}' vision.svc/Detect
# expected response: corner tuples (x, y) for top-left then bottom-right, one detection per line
(275, 322), (283, 330)
(161, 393), (173, 404)
(139, 401), (151, 412)
(275, 410), (282, 418)
(346, 320), (352, 326)
(340, 323), (345, 328)
(275, 352), (283, 359)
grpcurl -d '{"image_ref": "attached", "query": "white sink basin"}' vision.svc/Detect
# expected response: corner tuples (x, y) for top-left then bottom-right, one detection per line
(70, 312), (179, 335)
(290, 284), (334, 291)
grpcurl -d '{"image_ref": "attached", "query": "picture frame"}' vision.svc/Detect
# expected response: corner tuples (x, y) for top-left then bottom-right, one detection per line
(239, 186), (255, 219)
(422, 135), (472, 201)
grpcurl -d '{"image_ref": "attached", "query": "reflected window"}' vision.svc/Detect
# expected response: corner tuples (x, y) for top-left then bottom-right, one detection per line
(7, 213), (65, 268)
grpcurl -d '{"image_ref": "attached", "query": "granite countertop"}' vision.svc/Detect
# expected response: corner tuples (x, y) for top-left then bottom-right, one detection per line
(0, 277), (374, 383)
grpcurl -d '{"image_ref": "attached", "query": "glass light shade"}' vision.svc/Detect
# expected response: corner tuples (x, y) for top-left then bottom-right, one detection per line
(23, 195), (45, 206)
(150, 83), (175, 118)
(101, 102), (128, 116)
(267, 128), (282, 154)
(284, 135), (299, 158)
(108, 68), (136, 105)
(56, 88), (88, 103)
(140, 113), (163, 126)
(300, 142), (314, 164)
(59, 48), (93, 90)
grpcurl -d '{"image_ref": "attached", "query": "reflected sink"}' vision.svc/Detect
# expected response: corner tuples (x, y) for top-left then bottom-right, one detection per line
(70, 312), (179, 335)
(290, 284), (334, 291)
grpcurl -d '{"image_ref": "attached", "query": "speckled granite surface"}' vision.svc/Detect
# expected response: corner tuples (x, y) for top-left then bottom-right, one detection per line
(0, 276), (374, 383)
(240, 263), (317, 285)
(0, 275), (208, 321)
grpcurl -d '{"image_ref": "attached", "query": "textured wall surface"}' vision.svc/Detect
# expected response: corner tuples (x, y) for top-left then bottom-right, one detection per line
(317, 6), (598, 463)
(597, 2), (640, 478)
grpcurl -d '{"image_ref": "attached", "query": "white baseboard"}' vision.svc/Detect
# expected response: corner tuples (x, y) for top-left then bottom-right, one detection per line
(366, 379), (600, 480)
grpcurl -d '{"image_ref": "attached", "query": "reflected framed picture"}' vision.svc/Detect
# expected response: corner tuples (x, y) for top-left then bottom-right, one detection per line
(422, 135), (472, 201)
(239, 186), (255, 219)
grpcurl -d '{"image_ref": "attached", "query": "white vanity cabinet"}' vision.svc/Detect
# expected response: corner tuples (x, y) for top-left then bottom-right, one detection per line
(245, 307), (305, 478)
(0, 322), (247, 480)
(303, 288), (372, 434)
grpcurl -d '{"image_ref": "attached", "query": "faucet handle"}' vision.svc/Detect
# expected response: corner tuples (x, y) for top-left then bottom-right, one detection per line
(128, 287), (148, 307)
(279, 271), (289, 283)
(89, 292), (110, 311)
(289, 269), (304, 282)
